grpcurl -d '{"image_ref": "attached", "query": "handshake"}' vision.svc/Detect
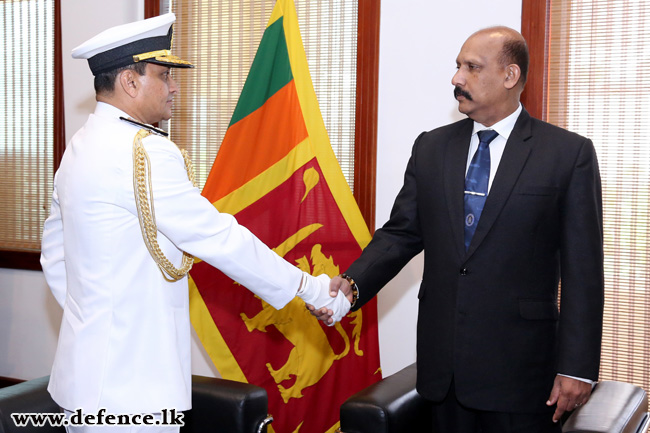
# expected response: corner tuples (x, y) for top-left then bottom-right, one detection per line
(297, 274), (356, 326)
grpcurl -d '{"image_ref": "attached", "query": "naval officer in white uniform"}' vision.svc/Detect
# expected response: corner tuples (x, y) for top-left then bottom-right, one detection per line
(40, 13), (350, 432)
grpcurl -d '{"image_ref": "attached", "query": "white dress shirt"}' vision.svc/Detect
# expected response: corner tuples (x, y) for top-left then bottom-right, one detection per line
(465, 104), (523, 192)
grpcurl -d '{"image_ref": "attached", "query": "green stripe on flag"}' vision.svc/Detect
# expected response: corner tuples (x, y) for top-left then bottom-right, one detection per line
(229, 17), (293, 126)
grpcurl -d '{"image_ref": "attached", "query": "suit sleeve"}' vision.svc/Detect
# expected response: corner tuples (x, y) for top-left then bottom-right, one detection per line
(40, 173), (67, 308)
(347, 133), (426, 310)
(141, 137), (303, 310)
(557, 137), (604, 380)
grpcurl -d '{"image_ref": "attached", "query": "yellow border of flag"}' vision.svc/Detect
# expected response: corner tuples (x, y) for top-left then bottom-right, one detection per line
(189, 0), (373, 398)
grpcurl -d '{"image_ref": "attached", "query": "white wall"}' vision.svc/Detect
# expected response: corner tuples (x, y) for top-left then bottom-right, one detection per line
(0, 0), (520, 381)
(0, 269), (61, 379)
(375, 0), (521, 376)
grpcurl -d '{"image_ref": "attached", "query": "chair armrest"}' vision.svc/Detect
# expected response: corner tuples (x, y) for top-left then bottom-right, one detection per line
(0, 375), (271, 433)
(562, 380), (649, 433)
(339, 363), (431, 433)
(0, 376), (62, 433)
(182, 375), (271, 433)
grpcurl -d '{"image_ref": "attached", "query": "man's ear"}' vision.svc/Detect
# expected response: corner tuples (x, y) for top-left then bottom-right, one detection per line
(118, 69), (139, 98)
(504, 64), (522, 90)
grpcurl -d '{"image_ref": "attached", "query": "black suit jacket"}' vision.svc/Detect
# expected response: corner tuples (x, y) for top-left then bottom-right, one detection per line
(347, 109), (604, 413)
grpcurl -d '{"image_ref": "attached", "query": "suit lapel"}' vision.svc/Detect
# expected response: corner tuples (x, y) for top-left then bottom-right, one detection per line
(444, 120), (473, 260)
(466, 109), (534, 257)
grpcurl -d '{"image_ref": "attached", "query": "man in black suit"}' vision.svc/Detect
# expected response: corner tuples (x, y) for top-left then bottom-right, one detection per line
(312, 26), (604, 432)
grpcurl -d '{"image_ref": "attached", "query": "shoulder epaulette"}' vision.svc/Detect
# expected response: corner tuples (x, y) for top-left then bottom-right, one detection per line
(119, 116), (169, 137)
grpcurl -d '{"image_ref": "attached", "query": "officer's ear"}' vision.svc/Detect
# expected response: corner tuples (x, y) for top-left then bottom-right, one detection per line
(118, 68), (139, 98)
(504, 64), (521, 90)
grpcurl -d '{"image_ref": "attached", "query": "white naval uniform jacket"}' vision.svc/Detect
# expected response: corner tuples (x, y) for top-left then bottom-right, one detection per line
(40, 102), (303, 414)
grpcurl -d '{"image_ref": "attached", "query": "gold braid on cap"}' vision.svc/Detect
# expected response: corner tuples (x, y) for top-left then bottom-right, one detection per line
(133, 128), (197, 282)
(133, 49), (193, 67)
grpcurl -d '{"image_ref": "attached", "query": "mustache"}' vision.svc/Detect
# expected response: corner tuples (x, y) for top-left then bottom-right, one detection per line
(454, 86), (473, 101)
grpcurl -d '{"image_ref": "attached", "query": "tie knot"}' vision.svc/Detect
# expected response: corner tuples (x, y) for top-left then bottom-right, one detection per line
(477, 129), (499, 146)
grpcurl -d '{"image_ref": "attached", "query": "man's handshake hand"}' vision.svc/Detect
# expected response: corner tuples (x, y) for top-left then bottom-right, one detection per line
(305, 275), (353, 325)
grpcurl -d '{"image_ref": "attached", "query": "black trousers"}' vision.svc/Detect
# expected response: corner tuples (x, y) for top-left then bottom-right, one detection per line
(431, 381), (562, 433)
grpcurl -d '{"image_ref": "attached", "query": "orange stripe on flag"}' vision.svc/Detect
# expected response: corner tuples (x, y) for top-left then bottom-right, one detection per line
(202, 80), (307, 203)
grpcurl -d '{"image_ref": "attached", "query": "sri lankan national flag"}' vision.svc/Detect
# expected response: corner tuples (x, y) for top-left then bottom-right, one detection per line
(188, 0), (381, 432)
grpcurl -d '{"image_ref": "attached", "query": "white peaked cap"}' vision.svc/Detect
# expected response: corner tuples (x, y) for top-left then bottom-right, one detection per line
(71, 13), (193, 75)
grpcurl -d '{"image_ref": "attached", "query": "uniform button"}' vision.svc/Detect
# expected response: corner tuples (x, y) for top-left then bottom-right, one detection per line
(460, 268), (468, 276)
